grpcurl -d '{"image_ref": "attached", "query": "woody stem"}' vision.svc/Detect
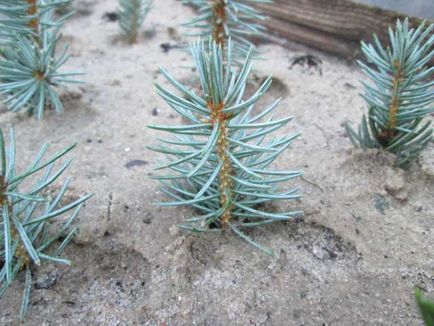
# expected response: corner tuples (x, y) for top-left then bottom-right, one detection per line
(209, 102), (233, 225)
(212, 0), (226, 47)
(382, 60), (403, 143)
(0, 176), (30, 268)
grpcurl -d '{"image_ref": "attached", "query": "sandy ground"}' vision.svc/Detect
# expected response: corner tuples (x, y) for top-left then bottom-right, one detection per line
(0, 0), (433, 325)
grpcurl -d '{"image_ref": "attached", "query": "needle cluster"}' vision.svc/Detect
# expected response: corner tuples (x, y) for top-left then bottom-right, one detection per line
(0, 0), (80, 119)
(0, 128), (91, 319)
(346, 19), (434, 167)
(149, 39), (302, 255)
(183, 0), (272, 61)
(118, 0), (153, 44)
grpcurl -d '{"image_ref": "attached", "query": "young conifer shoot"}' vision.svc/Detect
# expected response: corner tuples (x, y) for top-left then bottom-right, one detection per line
(0, 0), (80, 119)
(183, 0), (272, 61)
(118, 0), (153, 44)
(345, 19), (434, 168)
(0, 128), (92, 319)
(148, 39), (302, 255)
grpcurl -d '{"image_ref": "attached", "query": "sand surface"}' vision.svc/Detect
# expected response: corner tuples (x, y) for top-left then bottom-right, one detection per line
(0, 0), (433, 325)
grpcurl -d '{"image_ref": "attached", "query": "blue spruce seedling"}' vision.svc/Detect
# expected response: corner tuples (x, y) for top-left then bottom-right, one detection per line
(345, 19), (434, 167)
(149, 39), (302, 255)
(118, 0), (153, 44)
(0, 0), (80, 119)
(0, 128), (91, 319)
(183, 0), (272, 61)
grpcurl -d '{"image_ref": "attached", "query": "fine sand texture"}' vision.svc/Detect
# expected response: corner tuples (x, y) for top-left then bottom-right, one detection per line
(0, 0), (433, 325)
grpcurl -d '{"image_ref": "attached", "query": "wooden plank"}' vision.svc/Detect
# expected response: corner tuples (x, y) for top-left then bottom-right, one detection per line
(257, 0), (434, 63)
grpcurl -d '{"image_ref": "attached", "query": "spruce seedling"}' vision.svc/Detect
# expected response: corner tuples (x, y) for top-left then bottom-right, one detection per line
(0, 128), (92, 319)
(118, 0), (153, 44)
(0, 0), (80, 119)
(182, 0), (272, 61)
(148, 39), (302, 255)
(345, 19), (434, 168)
(416, 288), (434, 326)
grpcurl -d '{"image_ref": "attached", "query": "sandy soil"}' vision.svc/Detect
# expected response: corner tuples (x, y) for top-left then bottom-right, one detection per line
(0, 0), (433, 325)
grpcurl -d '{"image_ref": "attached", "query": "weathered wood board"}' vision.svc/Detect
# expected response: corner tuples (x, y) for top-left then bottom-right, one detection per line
(257, 0), (434, 64)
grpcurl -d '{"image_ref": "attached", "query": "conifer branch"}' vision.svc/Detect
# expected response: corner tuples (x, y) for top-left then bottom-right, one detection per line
(149, 39), (302, 255)
(182, 0), (272, 61)
(0, 128), (91, 319)
(345, 19), (434, 167)
(118, 0), (153, 44)
(0, 0), (80, 119)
